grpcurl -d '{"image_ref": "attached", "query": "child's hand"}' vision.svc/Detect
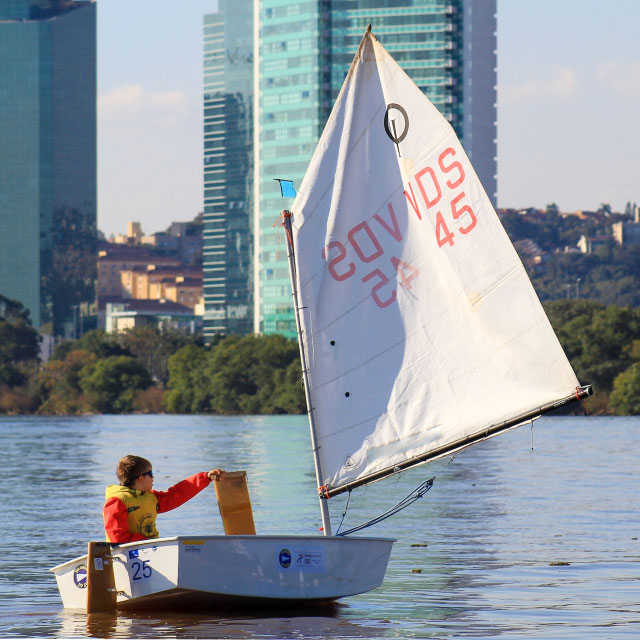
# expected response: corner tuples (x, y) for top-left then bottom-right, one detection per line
(207, 468), (225, 481)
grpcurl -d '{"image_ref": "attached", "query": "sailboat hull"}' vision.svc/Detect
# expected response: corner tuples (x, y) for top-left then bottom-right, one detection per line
(50, 535), (395, 611)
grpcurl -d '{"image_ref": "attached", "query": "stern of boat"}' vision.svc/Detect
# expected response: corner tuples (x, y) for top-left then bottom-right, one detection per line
(50, 554), (89, 609)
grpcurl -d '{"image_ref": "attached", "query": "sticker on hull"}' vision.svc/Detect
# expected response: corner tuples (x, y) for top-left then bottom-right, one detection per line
(278, 548), (325, 571)
(73, 564), (88, 589)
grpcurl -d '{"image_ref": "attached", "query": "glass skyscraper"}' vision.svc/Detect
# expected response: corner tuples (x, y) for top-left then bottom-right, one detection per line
(205, 0), (496, 338)
(202, 1), (254, 340)
(0, 0), (96, 334)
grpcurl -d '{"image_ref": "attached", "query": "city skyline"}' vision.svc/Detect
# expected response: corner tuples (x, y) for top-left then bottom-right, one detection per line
(198, 1), (496, 339)
(98, 0), (640, 237)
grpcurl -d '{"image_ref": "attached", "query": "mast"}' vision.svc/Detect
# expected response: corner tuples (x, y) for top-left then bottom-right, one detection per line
(283, 210), (332, 536)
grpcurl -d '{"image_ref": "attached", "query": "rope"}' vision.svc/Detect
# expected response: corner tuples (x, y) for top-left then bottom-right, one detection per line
(335, 489), (352, 535)
(272, 210), (293, 260)
(530, 420), (535, 454)
(336, 477), (434, 536)
(335, 455), (457, 536)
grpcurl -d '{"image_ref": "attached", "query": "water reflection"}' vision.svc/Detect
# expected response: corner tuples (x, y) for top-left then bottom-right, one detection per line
(62, 610), (390, 639)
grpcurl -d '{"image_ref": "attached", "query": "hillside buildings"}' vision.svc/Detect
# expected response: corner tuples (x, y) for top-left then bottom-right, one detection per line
(97, 224), (204, 334)
(0, 0), (96, 335)
(204, 0), (497, 339)
(612, 205), (640, 246)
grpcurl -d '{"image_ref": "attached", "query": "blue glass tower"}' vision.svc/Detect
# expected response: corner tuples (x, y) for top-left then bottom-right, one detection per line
(202, 1), (254, 340)
(0, 0), (96, 334)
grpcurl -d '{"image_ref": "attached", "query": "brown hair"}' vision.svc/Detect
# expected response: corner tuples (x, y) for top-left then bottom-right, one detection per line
(117, 455), (152, 487)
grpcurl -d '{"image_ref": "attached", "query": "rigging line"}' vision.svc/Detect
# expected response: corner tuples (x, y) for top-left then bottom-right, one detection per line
(335, 489), (352, 536)
(337, 477), (435, 537)
(336, 455), (454, 536)
(529, 419), (535, 454)
(434, 452), (456, 479)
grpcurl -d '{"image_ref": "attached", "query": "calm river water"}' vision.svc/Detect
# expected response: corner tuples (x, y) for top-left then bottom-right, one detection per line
(0, 414), (637, 639)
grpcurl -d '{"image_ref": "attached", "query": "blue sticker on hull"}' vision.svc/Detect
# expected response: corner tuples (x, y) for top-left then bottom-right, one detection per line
(279, 549), (291, 568)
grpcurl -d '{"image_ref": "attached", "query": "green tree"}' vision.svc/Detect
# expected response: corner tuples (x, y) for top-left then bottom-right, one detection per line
(545, 202), (560, 217)
(610, 363), (640, 415)
(165, 344), (210, 413)
(205, 334), (305, 414)
(79, 355), (152, 413)
(166, 334), (306, 415)
(545, 299), (602, 330)
(40, 206), (98, 335)
(37, 349), (95, 414)
(206, 335), (262, 414)
(251, 335), (305, 414)
(268, 359), (306, 414)
(597, 203), (612, 216)
(0, 295), (40, 386)
(119, 325), (203, 383)
(545, 300), (640, 413)
(52, 330), (130, 362)
(574, 305), (640, 392)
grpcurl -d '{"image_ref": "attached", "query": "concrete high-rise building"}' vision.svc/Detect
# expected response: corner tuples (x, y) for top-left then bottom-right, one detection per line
(0, 0), (96, 335)
(204, 0), (496, 338)
(202, 1), (254, 340)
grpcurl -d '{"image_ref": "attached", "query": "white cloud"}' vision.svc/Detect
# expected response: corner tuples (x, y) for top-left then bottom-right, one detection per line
(596, 60), (640, 98)
(97, 84), (202, 236)
(98, 84), (189, 124)
(499, 66), (577, 104)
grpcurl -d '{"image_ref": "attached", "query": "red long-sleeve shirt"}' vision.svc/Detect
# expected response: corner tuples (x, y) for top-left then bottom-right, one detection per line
(103, 472), (211, 543)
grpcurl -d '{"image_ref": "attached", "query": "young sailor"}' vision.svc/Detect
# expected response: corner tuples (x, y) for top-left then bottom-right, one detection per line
(103, 454), (224, 544)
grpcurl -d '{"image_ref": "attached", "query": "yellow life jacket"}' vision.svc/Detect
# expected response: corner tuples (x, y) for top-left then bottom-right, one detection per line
(105, 484), (160, 539)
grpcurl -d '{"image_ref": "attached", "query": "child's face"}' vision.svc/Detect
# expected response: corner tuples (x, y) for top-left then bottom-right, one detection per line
(133, 467), (154, 492)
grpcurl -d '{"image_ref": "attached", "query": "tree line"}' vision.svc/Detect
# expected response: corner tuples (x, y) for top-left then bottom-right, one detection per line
(1, 293), (639, 415)
(0, 295), (305, 415)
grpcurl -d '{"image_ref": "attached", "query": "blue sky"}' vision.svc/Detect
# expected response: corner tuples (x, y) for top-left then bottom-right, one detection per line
(97, 0), (640, 237)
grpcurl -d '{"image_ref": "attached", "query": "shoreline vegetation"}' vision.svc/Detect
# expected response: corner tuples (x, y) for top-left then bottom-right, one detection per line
(1, 295), (639, 416)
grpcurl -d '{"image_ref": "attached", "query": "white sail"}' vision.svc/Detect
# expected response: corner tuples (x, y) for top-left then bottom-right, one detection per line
(290, 31), (581, 493)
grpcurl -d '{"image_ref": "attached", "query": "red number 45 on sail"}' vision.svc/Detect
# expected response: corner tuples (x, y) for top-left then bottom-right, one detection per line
(435, 191), (477, 248)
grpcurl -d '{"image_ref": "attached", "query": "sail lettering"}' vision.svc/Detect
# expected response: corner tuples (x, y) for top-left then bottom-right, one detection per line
(391, 257), (420, 290)
(414, 165), (441, 210)
(373, 203), (402, 241)
(321, 241), (355, 281)
(435, 211), (455, 247)
(405, 146), (477, 248)
(362, 268), (396, 308)
(348, 222), (384, 263)
(404, 183), (422, 221)
(320, 146), (477, 307)
(438, 147), (465, 189)
(450, 191), (477, 234)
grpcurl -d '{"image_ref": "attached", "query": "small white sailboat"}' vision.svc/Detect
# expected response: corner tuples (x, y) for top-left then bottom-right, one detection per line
(51, 28), (591, 612)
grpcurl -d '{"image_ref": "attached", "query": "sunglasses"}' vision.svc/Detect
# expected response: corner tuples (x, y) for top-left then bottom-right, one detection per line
(139, 470), (154, 479)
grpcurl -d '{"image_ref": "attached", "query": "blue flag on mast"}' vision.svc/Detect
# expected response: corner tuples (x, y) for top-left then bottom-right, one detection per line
(275, 179), (296, 198)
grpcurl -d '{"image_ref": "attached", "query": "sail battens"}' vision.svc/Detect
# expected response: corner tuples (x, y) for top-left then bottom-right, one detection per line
(289, 30), (590, 506)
